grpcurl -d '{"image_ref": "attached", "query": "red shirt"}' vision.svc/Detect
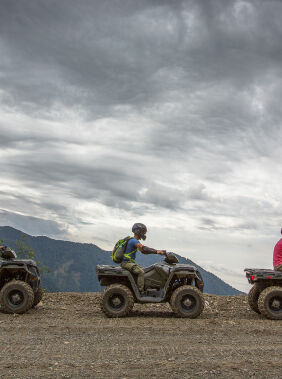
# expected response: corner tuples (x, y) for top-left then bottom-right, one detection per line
(273, 238), (282, 268)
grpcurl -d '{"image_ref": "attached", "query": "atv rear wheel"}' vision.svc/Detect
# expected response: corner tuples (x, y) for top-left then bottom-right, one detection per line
(32, 286), (43, 307)
(258, 286), (282, 320)
(101, 284), (134, 318)
(248, 285), (261, 314)
(170, 285), (204, 318)
(0, 280), (34, 314)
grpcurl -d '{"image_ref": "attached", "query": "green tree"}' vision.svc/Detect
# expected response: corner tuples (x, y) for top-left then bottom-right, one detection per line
(15, 235), (35, 260)
(15, 235), (51, 276)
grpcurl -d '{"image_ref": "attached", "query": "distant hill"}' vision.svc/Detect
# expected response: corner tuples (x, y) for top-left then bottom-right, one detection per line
(0, 226), (243, 295)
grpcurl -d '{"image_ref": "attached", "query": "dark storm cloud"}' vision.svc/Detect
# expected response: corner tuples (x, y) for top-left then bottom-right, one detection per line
(0, 143), (209, 212)
(1, 0), (281, 116)
(1, 0), (281, 142)
(1, 0), (180, 113)
(0, 0), (282, 229)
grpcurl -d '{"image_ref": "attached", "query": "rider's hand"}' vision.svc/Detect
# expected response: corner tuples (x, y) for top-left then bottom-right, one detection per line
(156, 250), (165, 255)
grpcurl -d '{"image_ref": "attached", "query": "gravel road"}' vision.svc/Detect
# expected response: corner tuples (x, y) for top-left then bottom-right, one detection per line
(0, 293), (281, 378)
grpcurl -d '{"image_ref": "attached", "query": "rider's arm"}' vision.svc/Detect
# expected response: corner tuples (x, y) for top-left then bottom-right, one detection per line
(136, 243), (164, 255)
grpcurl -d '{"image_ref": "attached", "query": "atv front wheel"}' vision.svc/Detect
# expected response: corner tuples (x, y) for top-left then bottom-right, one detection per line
(248, 285), (261, 314)
(0, 280), (34, 314)
(101, 284), (134, 318)
(170, 285), (204, 318)
(32, 286), (43, 307)
(258, 286), (282, 320)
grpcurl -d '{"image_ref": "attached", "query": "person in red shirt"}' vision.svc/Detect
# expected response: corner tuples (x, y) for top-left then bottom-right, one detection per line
(273, 229), (282, 271)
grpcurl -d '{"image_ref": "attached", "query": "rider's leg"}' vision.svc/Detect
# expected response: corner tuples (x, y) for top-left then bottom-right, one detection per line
(274, 264), (282, 272)
(121, 262), (145, 292)
(131, 264), (145, 292)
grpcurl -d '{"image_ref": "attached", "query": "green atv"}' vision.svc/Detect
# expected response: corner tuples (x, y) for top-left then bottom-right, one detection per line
(97, 252), (205, 318)
(0, 246), (43, 314)
(245, 268), (282, 320)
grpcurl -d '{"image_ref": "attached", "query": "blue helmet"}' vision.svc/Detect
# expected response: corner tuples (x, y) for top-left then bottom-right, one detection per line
(132, 223), (147, 240)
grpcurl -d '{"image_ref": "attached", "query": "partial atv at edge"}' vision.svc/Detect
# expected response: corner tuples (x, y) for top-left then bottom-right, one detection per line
(0, 247), (42, 314)
(245, 268), (282, 320)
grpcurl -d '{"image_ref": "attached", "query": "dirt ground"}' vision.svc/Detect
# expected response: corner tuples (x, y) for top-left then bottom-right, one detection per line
(0, 292), (281, 379)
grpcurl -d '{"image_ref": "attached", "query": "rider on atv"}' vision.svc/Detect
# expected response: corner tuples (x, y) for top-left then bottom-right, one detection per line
(121, 223), (165, 293)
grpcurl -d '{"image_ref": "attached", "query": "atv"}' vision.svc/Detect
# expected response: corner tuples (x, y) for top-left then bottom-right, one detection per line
(245, 268), (282, 320)
(96, 252), (205, 318)
(0, 246), (43, 314)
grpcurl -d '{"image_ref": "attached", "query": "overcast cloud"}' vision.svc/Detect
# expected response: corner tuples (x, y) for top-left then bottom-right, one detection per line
(0, 0), (282, 291)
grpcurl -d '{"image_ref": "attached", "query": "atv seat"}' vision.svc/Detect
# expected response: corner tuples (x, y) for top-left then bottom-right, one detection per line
(96, 264), (124, 273)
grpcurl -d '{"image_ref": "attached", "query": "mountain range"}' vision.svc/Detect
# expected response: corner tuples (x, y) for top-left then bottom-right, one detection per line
(0, 226), (243, 295)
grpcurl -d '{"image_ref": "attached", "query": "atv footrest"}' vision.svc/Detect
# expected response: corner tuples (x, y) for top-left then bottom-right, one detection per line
(146, 289), (163, 297)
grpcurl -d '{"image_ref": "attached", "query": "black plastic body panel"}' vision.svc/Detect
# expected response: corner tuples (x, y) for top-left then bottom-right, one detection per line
(244, 268), (282, 285)
(96, 259), (205, 303)
(0, 258), (41, 291)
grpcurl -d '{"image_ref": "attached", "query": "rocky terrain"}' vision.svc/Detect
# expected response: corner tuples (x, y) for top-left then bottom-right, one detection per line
(0, 293), (281, 378)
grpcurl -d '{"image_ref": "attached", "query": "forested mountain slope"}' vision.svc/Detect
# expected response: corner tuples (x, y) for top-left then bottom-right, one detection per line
(0, 226), (243, 295)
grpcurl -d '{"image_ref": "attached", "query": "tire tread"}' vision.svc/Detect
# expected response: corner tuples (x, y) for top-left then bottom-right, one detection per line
(0, 280), (34, 314)
(101, 284), (134, 318)
(248, 285), (261, 314)
(170, 285), (204, 318)
(258, 286), (282, 320)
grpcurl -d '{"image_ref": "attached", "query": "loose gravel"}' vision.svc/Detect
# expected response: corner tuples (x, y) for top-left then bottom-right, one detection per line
(0, 293), (281, 378)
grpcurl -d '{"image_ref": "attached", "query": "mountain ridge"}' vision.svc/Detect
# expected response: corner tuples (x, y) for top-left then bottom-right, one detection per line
(0, 225), (244, 295)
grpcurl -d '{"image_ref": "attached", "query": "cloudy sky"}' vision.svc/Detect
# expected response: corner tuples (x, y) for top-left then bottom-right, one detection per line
(0, 0), (282, 291)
